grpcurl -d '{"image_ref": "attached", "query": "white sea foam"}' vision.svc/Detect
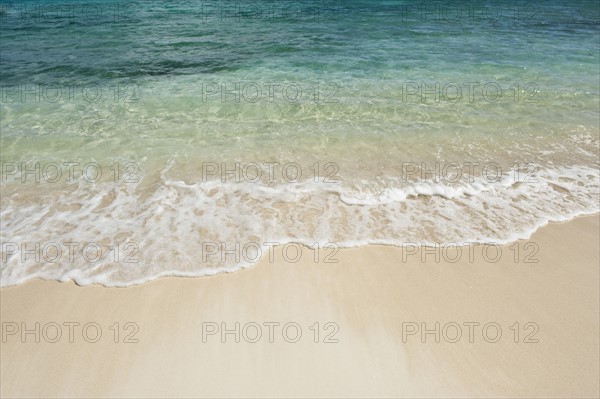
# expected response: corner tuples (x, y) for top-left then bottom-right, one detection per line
(1, 161), (598, 287)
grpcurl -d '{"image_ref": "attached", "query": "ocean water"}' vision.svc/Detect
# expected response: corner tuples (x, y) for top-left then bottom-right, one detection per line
(0, 0), (599, 286)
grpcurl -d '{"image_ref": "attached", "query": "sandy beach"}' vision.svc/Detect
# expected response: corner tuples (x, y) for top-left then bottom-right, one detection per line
(1, 214), (598, 398)
(2, 1), (599, 397)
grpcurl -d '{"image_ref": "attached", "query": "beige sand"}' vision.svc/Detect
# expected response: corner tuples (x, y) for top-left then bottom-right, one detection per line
(1, 215), (599, 398)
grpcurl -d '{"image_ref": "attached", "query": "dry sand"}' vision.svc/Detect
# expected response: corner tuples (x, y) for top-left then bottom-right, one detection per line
(1, 215), (599, 398)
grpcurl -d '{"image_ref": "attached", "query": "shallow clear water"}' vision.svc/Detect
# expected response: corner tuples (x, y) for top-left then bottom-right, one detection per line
(1, 0), (599, 285)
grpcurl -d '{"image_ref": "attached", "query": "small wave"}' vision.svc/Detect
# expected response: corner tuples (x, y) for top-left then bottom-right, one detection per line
(1, 163), (598, 287)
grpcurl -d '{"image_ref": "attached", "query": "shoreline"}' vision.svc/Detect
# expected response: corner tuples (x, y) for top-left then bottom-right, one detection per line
(1, 214), (599, 397)
(2, 211), (598, 289)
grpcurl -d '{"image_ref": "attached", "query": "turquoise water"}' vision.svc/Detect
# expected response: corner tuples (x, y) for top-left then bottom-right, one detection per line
(1, 0), (599, 285)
